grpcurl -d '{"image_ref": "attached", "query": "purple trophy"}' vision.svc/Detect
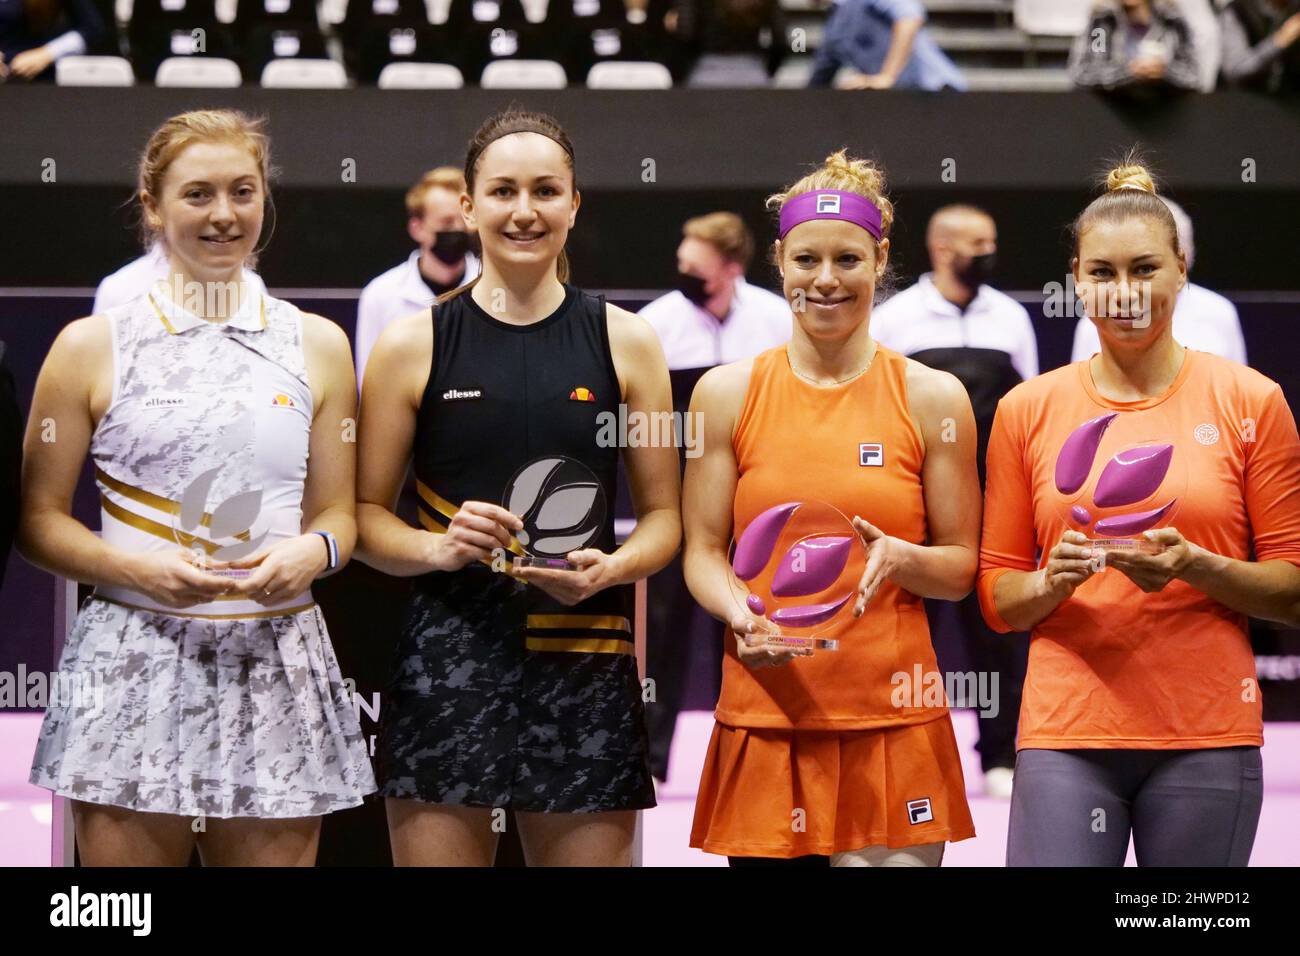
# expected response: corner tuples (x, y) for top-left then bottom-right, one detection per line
(1053, 413), (1186, 556)
(727, 500), (865, 653)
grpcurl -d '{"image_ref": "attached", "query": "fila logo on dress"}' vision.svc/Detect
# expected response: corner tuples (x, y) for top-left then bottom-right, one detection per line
(907, 797), (934, 825)
(859, 443), (884, 467)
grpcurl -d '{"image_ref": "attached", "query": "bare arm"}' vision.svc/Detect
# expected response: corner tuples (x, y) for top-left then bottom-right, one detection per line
(17, 317), (228, 604)
(602, 304), (681, 584)
(353, 309), (442, 577)
(298, 313), (358, 563)
(680, 363), (747, 625)
(857, 362), (980, 605)
(880, 17), (923, 82)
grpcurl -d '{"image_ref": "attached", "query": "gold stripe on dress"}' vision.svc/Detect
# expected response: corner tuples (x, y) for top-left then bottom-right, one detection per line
(96, 594), (316, 621)
(524, 637), (633, 655)
(147, 292), (179, 334)
(96, 467), (249, 539)
(416, 480), (525, 557)
(103, 494), (223, 555)
(526, 614), (631, 632)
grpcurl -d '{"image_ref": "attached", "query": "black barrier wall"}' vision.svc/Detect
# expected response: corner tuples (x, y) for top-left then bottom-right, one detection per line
(1, 90), (1298, 290)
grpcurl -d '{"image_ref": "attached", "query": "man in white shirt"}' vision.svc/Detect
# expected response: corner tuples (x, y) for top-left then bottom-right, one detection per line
(1071, 197), (1246, 365)
(93, 243), (170, 314)
(354, 167), (481, 387)
(637, 212), (790, 781)
(870, 204), (1037, 799)
(638, 212), (791, 371)
(94, 242), (266, 314)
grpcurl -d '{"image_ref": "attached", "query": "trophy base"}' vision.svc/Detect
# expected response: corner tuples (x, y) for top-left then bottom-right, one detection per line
(1086, 538), (1163, 554)
(744, 633), (839, 652)
(512, 556), (578, 571)
(206, 568), (252, 579)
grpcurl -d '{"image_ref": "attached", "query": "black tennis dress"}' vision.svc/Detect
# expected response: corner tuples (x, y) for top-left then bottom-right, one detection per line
(375, 284), (656, 813)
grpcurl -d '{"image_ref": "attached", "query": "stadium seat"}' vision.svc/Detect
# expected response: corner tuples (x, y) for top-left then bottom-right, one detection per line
(260, 57), (349, 86)
(340, 0), (445, 82)
(480, 57), (567, 88)
(377, 61), (465, 87)
(154, 55), (243, 85)
(127, 0), (236, 81)
(1012, 0), (1092, 36)
(55, 55), (136, 85)
(586, 60), (671, 88)
(241, 22), (330, 80)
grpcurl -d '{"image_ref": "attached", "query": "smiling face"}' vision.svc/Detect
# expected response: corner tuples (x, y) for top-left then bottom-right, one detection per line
(143, 140), (265, 284)
(461, 132), (578, 277)
(1073, 216), (1185, 348)
(775, 218), (886, 341)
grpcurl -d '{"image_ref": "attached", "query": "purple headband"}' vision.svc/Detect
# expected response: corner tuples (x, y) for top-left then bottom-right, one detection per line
(778, 190), (883, 242)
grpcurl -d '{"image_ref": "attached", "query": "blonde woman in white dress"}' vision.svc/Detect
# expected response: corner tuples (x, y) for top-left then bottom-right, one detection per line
(19, 109), (375, 866)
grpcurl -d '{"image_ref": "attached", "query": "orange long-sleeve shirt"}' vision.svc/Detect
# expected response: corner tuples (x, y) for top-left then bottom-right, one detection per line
(978, 349), (1300, 749)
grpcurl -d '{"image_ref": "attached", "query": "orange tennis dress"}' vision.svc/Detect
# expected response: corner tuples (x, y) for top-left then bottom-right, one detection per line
(690, 344), (975, 858)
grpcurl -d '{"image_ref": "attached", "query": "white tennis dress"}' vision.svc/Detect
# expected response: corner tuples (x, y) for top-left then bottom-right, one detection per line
(29, 273), (377, 818)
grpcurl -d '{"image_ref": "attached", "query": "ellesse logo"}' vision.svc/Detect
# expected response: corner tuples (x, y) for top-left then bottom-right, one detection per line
(442, 388), (483, 401)
(142, 395), (187, 409)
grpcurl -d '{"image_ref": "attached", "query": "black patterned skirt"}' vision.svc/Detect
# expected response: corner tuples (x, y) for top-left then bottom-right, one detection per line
(375, 571), (655, 813)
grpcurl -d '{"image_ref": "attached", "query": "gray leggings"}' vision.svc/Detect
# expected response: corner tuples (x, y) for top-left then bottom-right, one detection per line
(1007, 747), (1263, 867)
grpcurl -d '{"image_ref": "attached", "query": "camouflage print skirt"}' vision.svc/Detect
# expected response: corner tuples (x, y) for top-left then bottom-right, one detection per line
(376, 572), (656, 813)
(29, 596), (377, 818)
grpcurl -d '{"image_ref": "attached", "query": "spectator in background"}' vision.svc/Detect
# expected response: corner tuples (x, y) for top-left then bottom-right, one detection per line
(0, 0), (105, 81)
(1069, 0), (1201, 93)
(809, 0), (967, 90)
(354, 166), (480, 387)
(639, 212), (790, 370)
(637, 212), (789, 781)
(676, 0), (787, 87)
(1218, 0), (1300, 93)
(1175, 0), (1223, 89)
(869, 205), (1036, 798)
(1072, 196), (1246, 364)
(0, 340), (19, 593)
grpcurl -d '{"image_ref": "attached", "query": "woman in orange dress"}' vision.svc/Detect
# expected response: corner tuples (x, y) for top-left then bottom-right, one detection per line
(683, 150), (980, 866)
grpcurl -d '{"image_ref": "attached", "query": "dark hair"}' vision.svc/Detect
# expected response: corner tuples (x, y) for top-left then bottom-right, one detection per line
(1071, 149), (1180, 265)
(438, 109), (577, 304)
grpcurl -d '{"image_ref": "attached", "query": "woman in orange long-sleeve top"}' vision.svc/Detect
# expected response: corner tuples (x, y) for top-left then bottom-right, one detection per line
(979, 159), (1300, 867)
(683, 150), (981, 866)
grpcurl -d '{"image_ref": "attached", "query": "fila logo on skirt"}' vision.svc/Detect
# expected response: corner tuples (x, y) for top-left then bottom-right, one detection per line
(907, 797), (934, 825)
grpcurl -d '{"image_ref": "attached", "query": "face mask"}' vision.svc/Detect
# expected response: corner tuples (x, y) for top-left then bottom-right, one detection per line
(432, 230), (470, 265)
(955, 251), (996, 287)
(674, 271), (711, 307)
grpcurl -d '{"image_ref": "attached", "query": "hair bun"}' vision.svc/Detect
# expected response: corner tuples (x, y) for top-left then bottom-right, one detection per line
(1106, 164), (1157, 195)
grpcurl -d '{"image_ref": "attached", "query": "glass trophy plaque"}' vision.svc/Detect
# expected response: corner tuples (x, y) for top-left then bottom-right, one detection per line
(727, 501), (865, 653)
(1052, 412), (1186, 555)
(503, 456), (607, 571)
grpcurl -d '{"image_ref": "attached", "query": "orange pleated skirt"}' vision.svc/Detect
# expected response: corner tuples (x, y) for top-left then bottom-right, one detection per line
(690, 714), (976, 858)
